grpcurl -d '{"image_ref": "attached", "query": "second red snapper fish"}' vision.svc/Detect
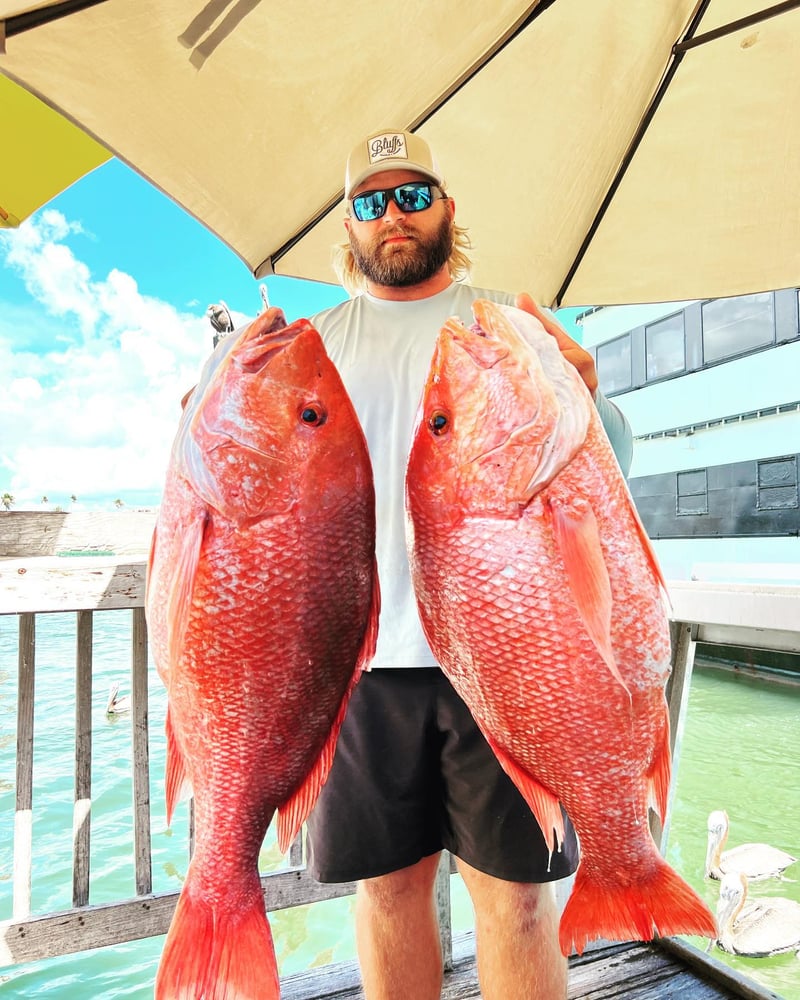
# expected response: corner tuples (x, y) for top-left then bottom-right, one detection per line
(405, 299), (715, 956)
(146, 308), (379, 999)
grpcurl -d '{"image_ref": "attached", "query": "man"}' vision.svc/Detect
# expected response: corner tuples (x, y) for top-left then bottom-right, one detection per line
(305, 129), (633, 1000)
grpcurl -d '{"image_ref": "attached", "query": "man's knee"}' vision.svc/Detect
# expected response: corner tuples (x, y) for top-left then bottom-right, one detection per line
(358, 853), (442, 912)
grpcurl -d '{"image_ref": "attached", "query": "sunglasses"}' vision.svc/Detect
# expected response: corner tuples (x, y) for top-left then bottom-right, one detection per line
(349, 181), (445, 222)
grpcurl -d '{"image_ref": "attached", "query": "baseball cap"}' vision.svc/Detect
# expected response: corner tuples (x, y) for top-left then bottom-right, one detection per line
(344, 130), (443, 199)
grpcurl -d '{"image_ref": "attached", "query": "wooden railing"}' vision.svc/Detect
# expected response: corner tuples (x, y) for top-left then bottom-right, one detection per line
(1, 512), (799, 981)
(0, 511), (453, 972)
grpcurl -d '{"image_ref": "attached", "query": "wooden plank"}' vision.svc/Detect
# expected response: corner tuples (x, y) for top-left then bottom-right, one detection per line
(658, 939), (784, 1000)
(280, 932), (479, 1000)
(435, 851), (453, 971)
(13, 613), (35, 920)
(131, 607), (152, 896)
(0, 510), (157, 557)
(72, 610), (93, 908)
(0, 868), (357, 964)
(0, 557), (146, 614)
(652, 620), (698, 849)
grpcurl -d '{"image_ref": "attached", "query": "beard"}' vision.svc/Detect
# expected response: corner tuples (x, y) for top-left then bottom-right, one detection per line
(348, 211), (454, 288)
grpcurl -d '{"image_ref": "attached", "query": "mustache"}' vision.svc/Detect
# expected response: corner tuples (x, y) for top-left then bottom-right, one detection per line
(379, 226), (416, 243)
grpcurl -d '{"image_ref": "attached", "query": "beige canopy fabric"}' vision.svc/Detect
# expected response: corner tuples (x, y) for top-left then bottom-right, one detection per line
(2, 0), (799, 307)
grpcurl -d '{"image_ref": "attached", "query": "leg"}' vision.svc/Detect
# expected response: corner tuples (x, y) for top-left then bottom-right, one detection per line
(356, 852), (443, 1000)
(457, 859), (567, 1000)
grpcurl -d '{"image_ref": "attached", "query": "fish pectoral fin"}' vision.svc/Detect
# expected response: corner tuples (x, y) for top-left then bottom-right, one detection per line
(486, 736), (565, 856)
(164, 706), (192, 825)
(165, 510), (209, 671)
(548, 494), (630, 698)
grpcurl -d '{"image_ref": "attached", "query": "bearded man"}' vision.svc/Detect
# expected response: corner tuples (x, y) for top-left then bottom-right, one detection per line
(304, 129), (632, 1000)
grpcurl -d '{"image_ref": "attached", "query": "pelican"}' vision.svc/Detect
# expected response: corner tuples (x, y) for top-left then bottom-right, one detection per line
(105, 681), (131, 716)
(705, 810), (796, 881)
(715, 871), (800, 957)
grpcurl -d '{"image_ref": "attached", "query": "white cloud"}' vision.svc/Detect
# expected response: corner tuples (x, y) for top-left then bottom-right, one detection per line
(0, 212), (212, 508)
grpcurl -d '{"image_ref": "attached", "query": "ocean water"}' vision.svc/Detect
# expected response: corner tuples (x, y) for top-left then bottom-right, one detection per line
(1, 613), (799, 998)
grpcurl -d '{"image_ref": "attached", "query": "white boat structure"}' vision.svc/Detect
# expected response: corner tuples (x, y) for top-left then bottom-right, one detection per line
(579, 287), (800, 675)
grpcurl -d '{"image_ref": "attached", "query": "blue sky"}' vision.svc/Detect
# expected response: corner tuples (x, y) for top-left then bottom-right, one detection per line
(0, 159), (584, 510)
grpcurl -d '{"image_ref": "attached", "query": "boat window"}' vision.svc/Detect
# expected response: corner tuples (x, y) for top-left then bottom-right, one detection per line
(596, 334), (631, 393)
(757, 456), (799, 510)
(701, 293), (775, 365)
(677, 468), (708, 515)
(645, 312), (686, 381)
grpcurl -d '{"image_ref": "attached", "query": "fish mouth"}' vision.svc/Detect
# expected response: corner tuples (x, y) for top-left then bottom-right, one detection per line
(438, 320), (540, 469)
(441, 316), (510, 371)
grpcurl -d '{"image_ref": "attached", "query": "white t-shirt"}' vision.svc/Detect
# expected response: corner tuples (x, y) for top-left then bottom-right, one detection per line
(312, 282), (631, 668)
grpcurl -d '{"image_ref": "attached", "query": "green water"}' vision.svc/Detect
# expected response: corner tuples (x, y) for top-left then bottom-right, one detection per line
(666, 664), (800, 999)
(1, 615), (798, 998)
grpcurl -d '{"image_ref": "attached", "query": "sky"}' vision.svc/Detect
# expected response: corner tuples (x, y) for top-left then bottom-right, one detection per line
(0, 159), (583, 511)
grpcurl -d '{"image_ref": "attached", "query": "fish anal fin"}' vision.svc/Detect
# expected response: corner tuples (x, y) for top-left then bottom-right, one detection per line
(548, 494), (630, 698)
(155, 869), (279, 999)
(164, 706), (192, 826)
(485, 736), (564, 856)
(645, 702), (672, 823)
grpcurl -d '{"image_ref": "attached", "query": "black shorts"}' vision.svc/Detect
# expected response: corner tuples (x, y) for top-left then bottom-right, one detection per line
(305, 667), (579, 884)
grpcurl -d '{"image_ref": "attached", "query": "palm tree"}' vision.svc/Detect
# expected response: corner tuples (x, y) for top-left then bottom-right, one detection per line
(1, 493), (14, 511)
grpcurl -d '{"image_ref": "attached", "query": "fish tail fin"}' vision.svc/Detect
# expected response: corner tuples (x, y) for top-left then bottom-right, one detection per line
(155, 870), (279, 999)
(559, 854), (717, 957)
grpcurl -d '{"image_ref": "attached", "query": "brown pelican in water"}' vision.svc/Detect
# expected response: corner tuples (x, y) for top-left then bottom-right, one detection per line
(705, 810), (796, 881)
(715, 871), (800, 957)
(105, 681), (131, 716)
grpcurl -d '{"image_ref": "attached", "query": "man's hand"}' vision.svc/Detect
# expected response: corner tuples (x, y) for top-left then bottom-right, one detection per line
(515, 293), (598, 398)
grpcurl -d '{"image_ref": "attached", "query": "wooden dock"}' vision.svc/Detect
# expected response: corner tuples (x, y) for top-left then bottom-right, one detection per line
(278, 935), (783, 999)
(1, 511), (797, 999)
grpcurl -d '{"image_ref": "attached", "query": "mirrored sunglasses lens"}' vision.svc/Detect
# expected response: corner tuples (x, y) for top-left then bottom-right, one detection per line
(353, 191), (387, 221)
(395, 184), (432, 212)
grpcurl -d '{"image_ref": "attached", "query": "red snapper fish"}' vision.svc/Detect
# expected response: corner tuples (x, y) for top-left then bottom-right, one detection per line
(405, 299), (715, 956)
(146, 308), (379, 998)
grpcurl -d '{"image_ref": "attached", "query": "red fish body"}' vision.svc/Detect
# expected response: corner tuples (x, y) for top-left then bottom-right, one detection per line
(146, 309), (378, 998)
(405, 299), (715, 956)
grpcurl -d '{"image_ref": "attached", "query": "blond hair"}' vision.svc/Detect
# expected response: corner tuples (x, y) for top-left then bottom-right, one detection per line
(332, 209), (474, 295)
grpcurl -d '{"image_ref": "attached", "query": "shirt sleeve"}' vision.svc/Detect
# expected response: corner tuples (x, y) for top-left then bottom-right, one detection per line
(594, 391), (633, 477)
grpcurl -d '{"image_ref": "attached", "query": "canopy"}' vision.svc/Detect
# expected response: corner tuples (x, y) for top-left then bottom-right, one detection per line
(2, 0), (799, 306)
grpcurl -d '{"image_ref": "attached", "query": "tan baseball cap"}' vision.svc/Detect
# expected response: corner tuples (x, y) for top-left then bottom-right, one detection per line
(344, 129), (443, 199)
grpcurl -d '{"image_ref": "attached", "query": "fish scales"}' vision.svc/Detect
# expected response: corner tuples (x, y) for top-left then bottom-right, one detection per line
(406, 299), (716, 956)
(147, 309), (378, 999)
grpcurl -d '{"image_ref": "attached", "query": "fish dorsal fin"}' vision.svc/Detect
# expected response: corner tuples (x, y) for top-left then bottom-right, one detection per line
(276, 561), (380, 853)
(628, 491), (671, 608)
(485, 735), (565, 858)
(356, 558), (381, 672)
(548, 494), (630, 698)
(164, 705), (192, 825)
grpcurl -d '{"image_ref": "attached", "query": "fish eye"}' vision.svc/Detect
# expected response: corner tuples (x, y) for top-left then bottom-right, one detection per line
(299, 402), (327, 426)
(428, 410), (449, 436)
